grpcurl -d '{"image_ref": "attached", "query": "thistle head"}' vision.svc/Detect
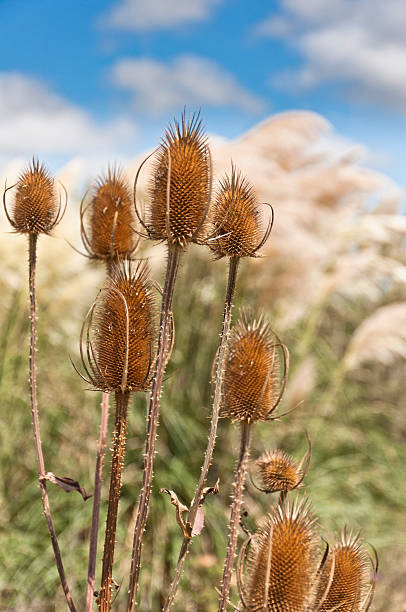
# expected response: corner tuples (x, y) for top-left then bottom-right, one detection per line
(208, 166), (271, 259)
(145, 111), (211, 247)
(4, 159), (63, 235)
(81, 167), (137, 260)
(220, 312), (288, 423)
(256, 449), (301, 493)
(242, 498), (319, 611)
(316, 530), (376, 611)
(78, 259), (156, 393)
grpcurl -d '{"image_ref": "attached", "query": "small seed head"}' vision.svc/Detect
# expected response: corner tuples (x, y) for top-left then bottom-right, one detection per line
(7, 159), (59, 234)
(209, 167), (263, 258)
(256, 449), (301, 493)
(220, 312), (285, 423)
(147, 112), (211, 247)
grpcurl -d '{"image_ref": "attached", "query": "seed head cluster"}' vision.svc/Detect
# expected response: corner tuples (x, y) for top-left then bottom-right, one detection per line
(83, 168), (136, 260)
(209, 167), (263, 259)
(221, 313), (283, 423)
(245, 498), (318, 611)
(91, 260), (156, 392)
(147, 113), (210, 247)
(7, 159), (59, 235)
(256, 449), (301, 493)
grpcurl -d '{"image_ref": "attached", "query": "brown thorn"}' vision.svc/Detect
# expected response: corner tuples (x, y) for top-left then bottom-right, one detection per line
(263, 522), (273, 611)
(236, 535), (252, 610)
(165, 148), (173, 242)
(133, 148), (158, 232)
(253, 202), (274, 255)
(292, 430), (312, 490)
(3, 181), (17, 229)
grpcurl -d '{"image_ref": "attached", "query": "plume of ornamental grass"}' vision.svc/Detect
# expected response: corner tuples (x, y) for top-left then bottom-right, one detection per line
(315, 530), (378, 612)
(127, 111), (212, 611)
(81, 167), (138, 265)
(77, 259), (156, 612)
(218, 312), (289, 612)
(239, 498), (319, 611)
(162, 169), (274, 611)
(3, 160), (75, 611)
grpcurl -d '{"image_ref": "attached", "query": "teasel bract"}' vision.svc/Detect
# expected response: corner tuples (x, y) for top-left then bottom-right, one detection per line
(127, 111), (212, 611)
(315, 529), (378, 612)
(3, 160), (75, 610)
(77, 259), (156, 611)
(218, 312), (289, 612)
(162, 166), (274, 610)
(238, 497), (319, 611)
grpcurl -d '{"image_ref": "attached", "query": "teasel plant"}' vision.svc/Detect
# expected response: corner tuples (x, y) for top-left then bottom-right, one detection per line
(78, 167), (139, 611)
(74, 260), (157, 611)
(2, 160), (75, 610)
(162, 166), (274, 611)
(217, 312), (289, 612)
(126, 111), (212, 610)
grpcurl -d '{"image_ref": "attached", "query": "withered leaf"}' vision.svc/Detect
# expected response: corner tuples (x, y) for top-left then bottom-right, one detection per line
(160, 488), (190, 537)
(44, 472), (92, 501)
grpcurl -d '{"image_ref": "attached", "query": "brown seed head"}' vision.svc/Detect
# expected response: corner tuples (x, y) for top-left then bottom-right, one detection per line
(256, 449), (301, 493)
(208, 166), (264, 258)
(6, 159), (59, 234)
(220, 312), (287, 423)
(317, 530), (370, 611)
(147, 112), (211, 247)
(82, 167), (136, 260)
(84, 260), (156, 393)
(244, 498), (318, 611)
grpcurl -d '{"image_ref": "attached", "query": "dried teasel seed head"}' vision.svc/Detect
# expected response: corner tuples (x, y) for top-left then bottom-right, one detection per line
(83, 260), (156, 393)
(5, 159), (60, 234)
(146, 111), (211, 247)
(208, 166), (265, 259)
(220, 312), (287, 423)
(316, 530), (371, 611)
(244, 498), (319, 611)
(82, 167), (136, 260)
(256, 449), (301, 493)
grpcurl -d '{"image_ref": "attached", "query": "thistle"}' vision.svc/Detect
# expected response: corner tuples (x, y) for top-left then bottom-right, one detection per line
(81, 167), (137, 266)
(127, 111), (212, 611)
(218, 312), (289, 612)
(77, 259), (156, 611)
(238, 498), (319, 611)
(3, 160), (75, 610)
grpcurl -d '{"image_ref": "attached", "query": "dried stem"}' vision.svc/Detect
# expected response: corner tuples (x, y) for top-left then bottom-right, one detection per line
(98, 390), (130, 611)
(162, 256), (240, 611)
(86, 391), (110, 611)
(28, 233), (77, 612)
(127, 245), (181, 611)
(218, 421), (252, 612)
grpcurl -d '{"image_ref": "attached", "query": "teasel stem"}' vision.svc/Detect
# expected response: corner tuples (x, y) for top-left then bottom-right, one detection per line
(98, 390), (130, 611)
(218, 420), (252, 612)
(127, 245), (181, 611)
(28, 233), (77, 612)
(86, 391), (110, 611)
(162, 255), (239, 612)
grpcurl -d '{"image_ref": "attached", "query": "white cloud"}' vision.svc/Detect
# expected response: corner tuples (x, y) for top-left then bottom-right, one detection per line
(110, 55), (265, 114)
(102, 0), (221, 31)
(256, 0), (406, 112)
(0, 72), (137, 157)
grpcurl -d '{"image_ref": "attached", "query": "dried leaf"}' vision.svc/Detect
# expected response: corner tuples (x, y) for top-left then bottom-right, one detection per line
(161, 488), (189, 537)
(191, 507), (205, 537)
(44, 472), (91, 501)
(199, 478), (220, 505)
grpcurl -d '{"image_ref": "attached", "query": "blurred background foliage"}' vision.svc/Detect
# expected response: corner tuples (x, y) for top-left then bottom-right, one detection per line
(0, 112), (405, 611)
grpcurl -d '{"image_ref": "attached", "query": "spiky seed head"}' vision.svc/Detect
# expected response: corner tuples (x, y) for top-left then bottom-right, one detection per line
(245, 498), (318, 611)
(209, 167), (263, 258)
(220, 312), (284, 422)
(316, 530), (370, 611)
(147, 112), (210, 247)
(84, 168), (136, 260)
(8, 159), (59, 234)
(90, 260), (156, 392)
(256, 449), (301, 493)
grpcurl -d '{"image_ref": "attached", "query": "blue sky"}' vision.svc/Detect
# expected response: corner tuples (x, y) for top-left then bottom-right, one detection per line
(1, 0), (405, 192)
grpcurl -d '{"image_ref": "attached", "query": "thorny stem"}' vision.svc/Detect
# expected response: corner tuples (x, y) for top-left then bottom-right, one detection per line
(127, 245), (181, 611)
(218, 421), (252, 612)
(86, 391), (110, 611)
(162, 256), (239, 611)
(98, 390), (130, 611)
(28, 233), (77, 612)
